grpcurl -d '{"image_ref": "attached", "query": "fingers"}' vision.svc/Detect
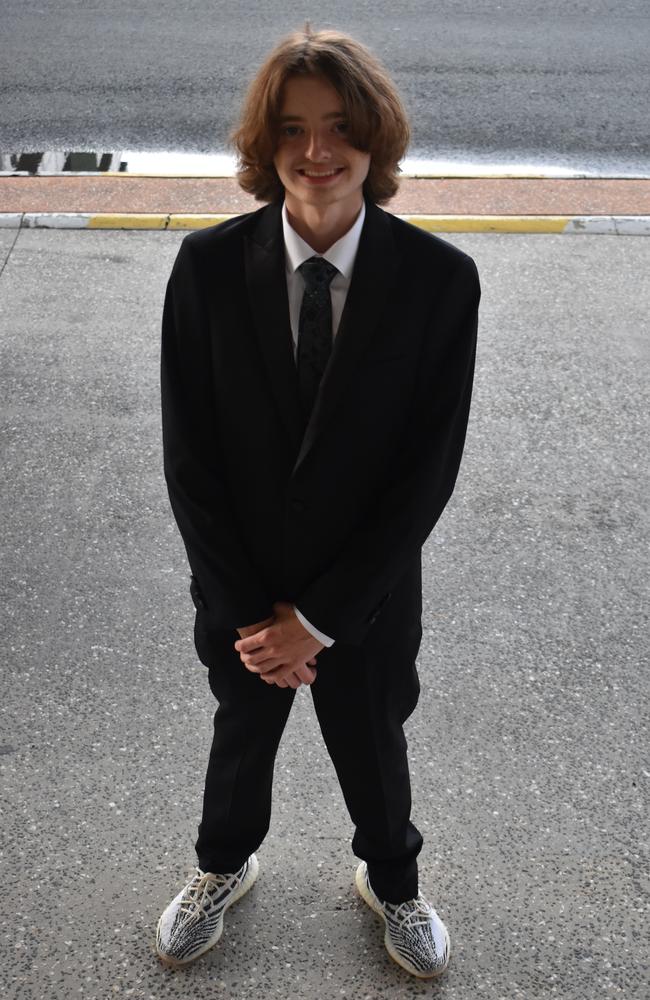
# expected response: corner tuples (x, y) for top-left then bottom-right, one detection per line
(236, 615), (275, 640)
(242, 655), (283, 674)
(234, 626), (271, 653)
(243, 649), (285, 669)
(258, 664), (318, 688)
(294, 663), (317, 685)
(285, 667), (317, 689)
(260, 671), (296, 687)
(243, 650), (318, 673)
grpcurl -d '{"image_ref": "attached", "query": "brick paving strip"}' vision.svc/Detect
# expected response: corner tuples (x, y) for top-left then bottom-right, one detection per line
(0, 175), (648, 215)
(0, 174), (650, 236)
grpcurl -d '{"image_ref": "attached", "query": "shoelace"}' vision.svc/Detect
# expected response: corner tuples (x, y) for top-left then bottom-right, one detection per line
(387, 893), (434, 930)
(179, 869), (235, 921)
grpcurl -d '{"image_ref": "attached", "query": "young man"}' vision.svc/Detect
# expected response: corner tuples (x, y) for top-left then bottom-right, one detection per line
(156, 27), (480, 979)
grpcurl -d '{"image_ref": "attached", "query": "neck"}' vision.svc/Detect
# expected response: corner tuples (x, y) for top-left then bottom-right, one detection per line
(284, 196), (363, 254)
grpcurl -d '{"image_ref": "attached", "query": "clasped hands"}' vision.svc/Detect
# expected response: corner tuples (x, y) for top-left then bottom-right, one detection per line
(234, 601), (324, 689)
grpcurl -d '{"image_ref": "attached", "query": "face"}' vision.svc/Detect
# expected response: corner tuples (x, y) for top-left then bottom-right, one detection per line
(273, 74), (371, 217)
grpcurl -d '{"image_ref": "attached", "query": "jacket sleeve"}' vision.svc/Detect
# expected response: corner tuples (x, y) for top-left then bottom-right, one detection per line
(161, 237), (274, 630)
(295, 255), (481, 645)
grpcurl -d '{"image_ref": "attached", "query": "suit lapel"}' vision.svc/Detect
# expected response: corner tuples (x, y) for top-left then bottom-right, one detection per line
(244, 200), (400, 472)
(294, 200), (400, 472)
(244, 203), (304, 456)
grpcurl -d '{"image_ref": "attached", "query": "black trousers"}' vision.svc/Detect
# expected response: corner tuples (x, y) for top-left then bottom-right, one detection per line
(194, 618), (424, 904)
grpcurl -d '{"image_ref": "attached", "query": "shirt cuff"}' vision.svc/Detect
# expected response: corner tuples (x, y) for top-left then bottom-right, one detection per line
(294, 605), (335, 647)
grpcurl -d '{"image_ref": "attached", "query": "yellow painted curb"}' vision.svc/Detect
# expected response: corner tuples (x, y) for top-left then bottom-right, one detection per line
(167, 214), (235, 229)
(86, 213), (168, 229)
(403, 215), (571, 233)
(4, 213), (648, 234)
(171, 214), (573, 233)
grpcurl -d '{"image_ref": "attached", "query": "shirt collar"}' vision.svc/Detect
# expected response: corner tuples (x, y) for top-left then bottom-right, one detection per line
(281, 200), (366, 280)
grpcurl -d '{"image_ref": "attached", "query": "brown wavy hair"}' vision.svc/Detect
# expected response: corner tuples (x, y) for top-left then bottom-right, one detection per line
(231, 26), (410, 205)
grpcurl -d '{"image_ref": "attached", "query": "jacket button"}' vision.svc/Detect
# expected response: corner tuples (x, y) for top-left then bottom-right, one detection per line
(291, 497), (305, 512)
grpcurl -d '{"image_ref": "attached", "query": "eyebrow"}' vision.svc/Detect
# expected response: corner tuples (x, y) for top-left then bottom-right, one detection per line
(277, 111), (346, 123)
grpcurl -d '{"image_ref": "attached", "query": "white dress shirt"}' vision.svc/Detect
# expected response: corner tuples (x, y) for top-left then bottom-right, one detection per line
(281, 200), (366, 648)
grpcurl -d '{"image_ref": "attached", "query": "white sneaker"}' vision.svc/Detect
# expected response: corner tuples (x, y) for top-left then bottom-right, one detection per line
(156, 854), (259, 966)
(355, 861), (450, 978)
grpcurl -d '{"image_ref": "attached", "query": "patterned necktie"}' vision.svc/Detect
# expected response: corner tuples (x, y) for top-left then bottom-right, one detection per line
(297, 255), (338, 421)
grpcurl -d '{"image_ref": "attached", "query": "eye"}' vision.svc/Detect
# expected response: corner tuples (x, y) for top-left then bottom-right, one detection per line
(280, 124), (302, 138)
(333, 120), (349, 135)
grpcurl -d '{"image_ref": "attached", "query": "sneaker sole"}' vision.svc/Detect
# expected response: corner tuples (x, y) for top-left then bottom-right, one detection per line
(355, 863), (450, 979)
(156, 854), (259, 968)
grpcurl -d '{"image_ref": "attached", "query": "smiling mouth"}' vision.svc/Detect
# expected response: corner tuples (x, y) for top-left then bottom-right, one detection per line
(298, 167), (344, 178)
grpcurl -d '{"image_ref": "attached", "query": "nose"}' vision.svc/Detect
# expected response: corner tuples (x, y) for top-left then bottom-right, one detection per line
(304, 129), (332, 162)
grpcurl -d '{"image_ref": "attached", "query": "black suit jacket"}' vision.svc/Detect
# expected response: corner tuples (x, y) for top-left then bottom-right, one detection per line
(161, 199), (480, 661)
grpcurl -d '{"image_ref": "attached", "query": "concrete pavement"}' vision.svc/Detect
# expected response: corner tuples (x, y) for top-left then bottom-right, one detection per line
(0, 225), (648, 999)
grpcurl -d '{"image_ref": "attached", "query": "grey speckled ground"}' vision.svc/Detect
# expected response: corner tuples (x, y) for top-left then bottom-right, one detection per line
(0, 227), (648, 999)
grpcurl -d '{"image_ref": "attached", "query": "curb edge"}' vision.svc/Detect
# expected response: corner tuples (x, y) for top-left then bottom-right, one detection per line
(1, 213), (649, 234)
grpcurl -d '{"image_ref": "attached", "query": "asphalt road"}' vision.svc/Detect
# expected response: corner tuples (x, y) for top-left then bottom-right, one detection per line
(0, 226), (648, 999)
(1, 0), (649, 174)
